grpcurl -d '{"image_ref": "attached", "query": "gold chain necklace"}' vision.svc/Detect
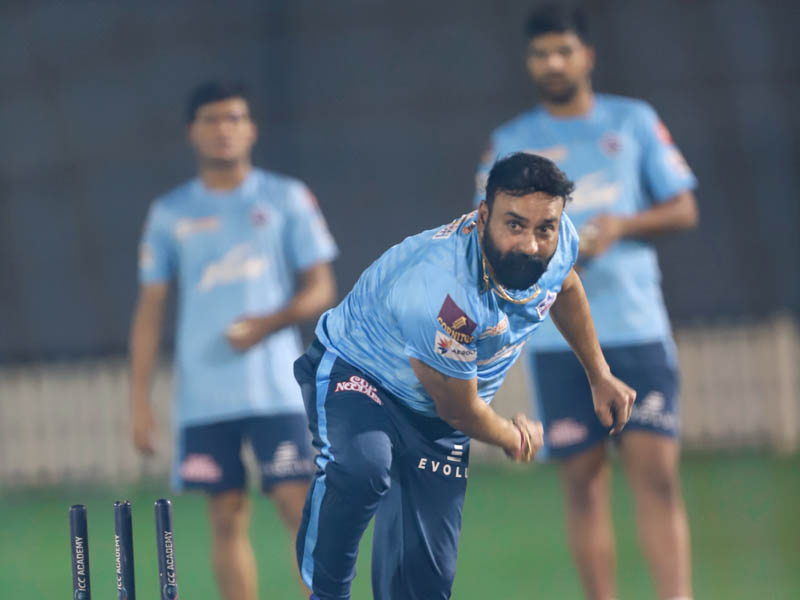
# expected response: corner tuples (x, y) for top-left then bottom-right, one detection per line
(478, 234), (541, 305)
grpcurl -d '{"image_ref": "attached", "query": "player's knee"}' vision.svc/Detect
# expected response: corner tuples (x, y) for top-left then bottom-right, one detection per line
(209, 493), (250, 541)
(563, 476), (603, 513)
(561, 452), (607, 513)
(346, 456), (391, 499)
(637, 465), (682, 506)
(328, 432), (392, 499)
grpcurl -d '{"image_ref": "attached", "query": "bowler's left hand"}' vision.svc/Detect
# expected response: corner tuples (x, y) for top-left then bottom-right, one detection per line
(226, 316), (271, 352)
(590, 372), (636, 435)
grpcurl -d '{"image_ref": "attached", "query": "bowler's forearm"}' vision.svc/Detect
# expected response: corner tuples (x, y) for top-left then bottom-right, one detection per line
(438, 395), (519, 451)
(409, 357), (519, 453)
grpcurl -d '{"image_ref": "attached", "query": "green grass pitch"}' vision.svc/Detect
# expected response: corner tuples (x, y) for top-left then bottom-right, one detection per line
(1, 452), (797, 599)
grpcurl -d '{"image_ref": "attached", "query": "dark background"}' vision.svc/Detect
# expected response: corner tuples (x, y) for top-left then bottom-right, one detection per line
(1, 0), (798, 361)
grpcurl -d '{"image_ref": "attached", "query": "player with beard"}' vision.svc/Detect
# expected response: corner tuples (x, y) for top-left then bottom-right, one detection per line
(294, 152), (635, 600)
(475, 5), (698, 600)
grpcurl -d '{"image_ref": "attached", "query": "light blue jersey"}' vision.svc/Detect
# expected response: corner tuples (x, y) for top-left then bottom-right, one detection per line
(316, 211), (579, 417)
(475, 94), (696, 351)
(139, 168), (338, 426)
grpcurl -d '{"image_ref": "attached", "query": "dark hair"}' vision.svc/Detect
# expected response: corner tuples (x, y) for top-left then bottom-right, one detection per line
(485, 153), (574, 211)
(525, 4), (589, 44)
(186, 81), (250, 123)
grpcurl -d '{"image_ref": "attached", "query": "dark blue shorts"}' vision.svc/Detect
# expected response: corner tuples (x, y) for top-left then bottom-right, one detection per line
(174, 413), (314, 493)
(528, 341), (680, 460)
(294, 339), (469, 600)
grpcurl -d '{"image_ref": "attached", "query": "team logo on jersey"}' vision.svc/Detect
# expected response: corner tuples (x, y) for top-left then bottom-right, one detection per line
(435, 331), (476, 362)
(334, 375), (382, 406)
(174, 216), (220, 240)
(250, 205), (270, 227)
(599, 132), (623, 156)
(478, 315), (508, 339)
(437, 295), (477, 343)
(536, 290), (558, 319)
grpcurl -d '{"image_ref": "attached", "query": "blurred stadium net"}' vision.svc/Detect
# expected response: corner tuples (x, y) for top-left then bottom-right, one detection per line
(1, 315), (798, 487)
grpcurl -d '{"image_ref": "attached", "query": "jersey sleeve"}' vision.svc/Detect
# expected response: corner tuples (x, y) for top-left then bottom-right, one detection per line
(635, 102), (697, 202)
(285, 183), (339, 271)
(558, 213), (581, 277)
(473, 134), (498, 207)
(392, 270), (479, 380)
(138, 202), (176, 284)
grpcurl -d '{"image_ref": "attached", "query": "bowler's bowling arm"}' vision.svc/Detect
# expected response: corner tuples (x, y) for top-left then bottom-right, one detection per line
(410, 358), (519, 455)
(549, 268), (610, 384)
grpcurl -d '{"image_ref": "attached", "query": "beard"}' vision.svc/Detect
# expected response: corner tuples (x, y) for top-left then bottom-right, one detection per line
(482, 227), (550, 291)
(537, 76), (580, 105)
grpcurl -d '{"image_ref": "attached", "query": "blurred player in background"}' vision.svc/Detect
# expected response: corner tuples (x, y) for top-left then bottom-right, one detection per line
(129, 81), (338, 600)
(475, 6), (698, 600)
(296, 153), (635, 600)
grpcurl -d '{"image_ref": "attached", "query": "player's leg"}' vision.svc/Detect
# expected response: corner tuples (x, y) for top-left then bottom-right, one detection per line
(617, 341), (692, 599)
(528, 349), (619, 600)
(208, 490), (259, 600)
(271, 480), (313, 597)
(560, 444), (617, 600)
(371, 405), (470, 600)
(621, 432), (691, 599)
(247, 413), (315, 597)
(176, 419), (257, 600)
(294, 342), (394, 600)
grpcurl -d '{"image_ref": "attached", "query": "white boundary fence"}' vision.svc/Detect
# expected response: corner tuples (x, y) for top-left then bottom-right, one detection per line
(1, 315), (798, 486)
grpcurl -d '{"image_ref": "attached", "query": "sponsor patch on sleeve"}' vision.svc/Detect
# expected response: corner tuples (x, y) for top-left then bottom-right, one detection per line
(435, 331), (477, 362)
(665, 147), (692, 178)
(655, 120), (673, 145)
(433, 213), (471, 240)
(437, 295), (477, 343)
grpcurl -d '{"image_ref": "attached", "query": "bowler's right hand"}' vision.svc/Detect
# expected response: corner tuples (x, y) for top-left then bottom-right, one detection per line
(505, 413), (544, 463)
